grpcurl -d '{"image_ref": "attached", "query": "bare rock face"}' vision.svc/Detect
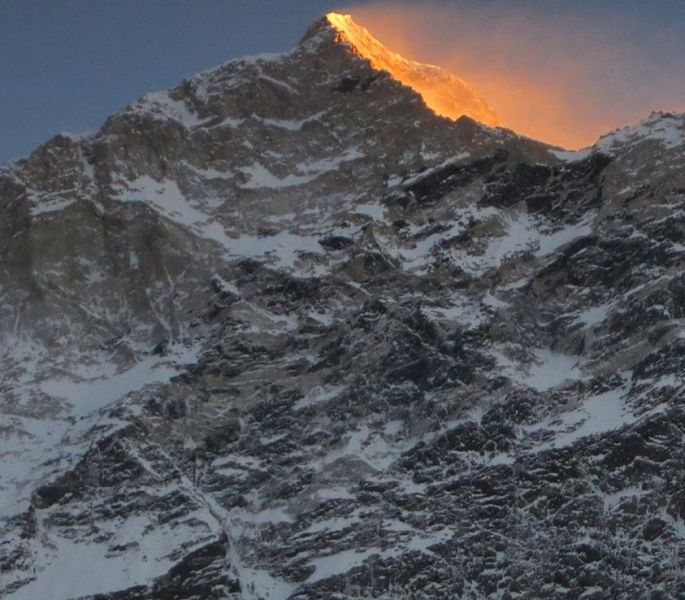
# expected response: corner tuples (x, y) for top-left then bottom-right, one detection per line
(1, 14), (684, 600)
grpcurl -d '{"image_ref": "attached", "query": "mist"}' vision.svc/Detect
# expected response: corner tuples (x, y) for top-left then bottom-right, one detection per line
(342, 0), (685, 148)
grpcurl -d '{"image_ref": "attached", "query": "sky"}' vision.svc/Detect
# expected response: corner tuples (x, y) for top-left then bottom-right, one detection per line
(1, 0), (684, 162)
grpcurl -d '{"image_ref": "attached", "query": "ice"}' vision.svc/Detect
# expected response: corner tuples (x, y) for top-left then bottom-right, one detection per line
(130, 194), (310, 272)
(525, 349), (584, 391)
(543, 387), (628, 447)
(445, 210), (595, 275)
(181, 160), (234, 181)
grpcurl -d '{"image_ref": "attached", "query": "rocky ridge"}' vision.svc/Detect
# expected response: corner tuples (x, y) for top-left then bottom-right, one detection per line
(0, 14), (684, 600)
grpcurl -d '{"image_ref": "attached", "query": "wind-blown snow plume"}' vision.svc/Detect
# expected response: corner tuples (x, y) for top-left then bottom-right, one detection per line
(347, 1), (685, 148)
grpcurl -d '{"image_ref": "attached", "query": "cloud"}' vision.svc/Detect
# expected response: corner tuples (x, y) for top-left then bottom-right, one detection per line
(340, 0), (685, 148)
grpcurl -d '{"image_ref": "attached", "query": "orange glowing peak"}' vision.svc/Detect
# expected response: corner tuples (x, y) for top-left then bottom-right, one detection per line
(326, 12), (500, 127)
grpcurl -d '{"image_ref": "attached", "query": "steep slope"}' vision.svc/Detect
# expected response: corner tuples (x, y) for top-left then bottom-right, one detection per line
(324, 12), (501, 127)
(1, 14), (684, 600)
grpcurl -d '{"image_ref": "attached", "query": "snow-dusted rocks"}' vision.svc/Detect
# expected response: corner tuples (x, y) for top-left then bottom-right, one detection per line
(1, 13), (684, 600)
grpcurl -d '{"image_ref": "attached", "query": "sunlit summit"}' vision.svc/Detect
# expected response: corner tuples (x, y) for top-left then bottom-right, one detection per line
(326, 12), (501, 128)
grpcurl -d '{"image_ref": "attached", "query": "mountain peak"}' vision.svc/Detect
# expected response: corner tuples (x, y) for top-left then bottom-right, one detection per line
(318, 12), (501, 127)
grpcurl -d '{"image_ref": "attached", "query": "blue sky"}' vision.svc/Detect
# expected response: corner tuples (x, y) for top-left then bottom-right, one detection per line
(0, 0), (351, 162)
(1, 0), (684, 161)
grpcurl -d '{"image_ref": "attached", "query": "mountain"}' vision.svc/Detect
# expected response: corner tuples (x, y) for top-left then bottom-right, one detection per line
(1, 12), (684, 600)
